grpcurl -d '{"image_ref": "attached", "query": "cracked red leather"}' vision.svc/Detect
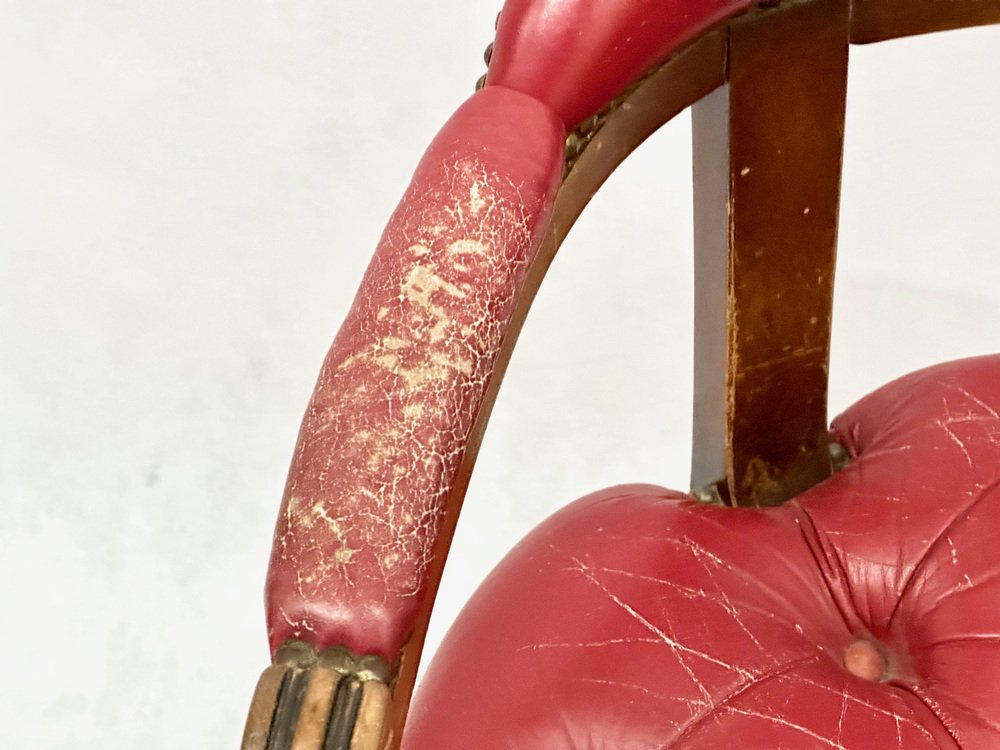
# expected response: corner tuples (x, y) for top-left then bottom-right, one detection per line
(488, 0), (751, 127)
(406, 356), (1000, 748)
(265, 86), (565, 661)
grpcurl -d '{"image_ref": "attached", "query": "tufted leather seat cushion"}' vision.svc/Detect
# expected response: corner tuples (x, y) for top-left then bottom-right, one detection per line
(405, 355), (1000, 748)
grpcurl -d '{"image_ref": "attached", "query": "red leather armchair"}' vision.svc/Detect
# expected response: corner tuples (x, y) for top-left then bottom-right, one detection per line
(242, 1), (1000, 747)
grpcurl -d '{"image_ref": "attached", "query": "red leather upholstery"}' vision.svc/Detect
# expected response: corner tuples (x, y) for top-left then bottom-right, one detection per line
(265, 87), (564, 661)
(488, 0), (750, 127)
(406, 356), (1000, 748)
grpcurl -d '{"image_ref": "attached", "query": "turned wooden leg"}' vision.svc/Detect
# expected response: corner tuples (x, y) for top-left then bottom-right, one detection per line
(691, 0), (850, 506)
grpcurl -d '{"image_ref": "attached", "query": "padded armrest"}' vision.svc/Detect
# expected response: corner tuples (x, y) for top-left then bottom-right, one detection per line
(265, 87), (564, 661)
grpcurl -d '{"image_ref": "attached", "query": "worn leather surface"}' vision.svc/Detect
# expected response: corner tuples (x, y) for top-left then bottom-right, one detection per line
(488, 0), (750, 127)
(265, 86), (565, 660)
(406, 356), (1000, 748)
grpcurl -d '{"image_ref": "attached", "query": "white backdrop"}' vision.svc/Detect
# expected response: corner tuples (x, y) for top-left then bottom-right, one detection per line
(1, 2), (998, 746)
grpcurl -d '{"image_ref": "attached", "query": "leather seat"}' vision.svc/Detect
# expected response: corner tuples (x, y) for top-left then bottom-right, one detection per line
(408, 356), (1000, 747)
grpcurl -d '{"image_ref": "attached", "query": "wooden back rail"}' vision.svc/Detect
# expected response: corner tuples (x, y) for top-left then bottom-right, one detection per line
(695, 0), (1000, 506)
